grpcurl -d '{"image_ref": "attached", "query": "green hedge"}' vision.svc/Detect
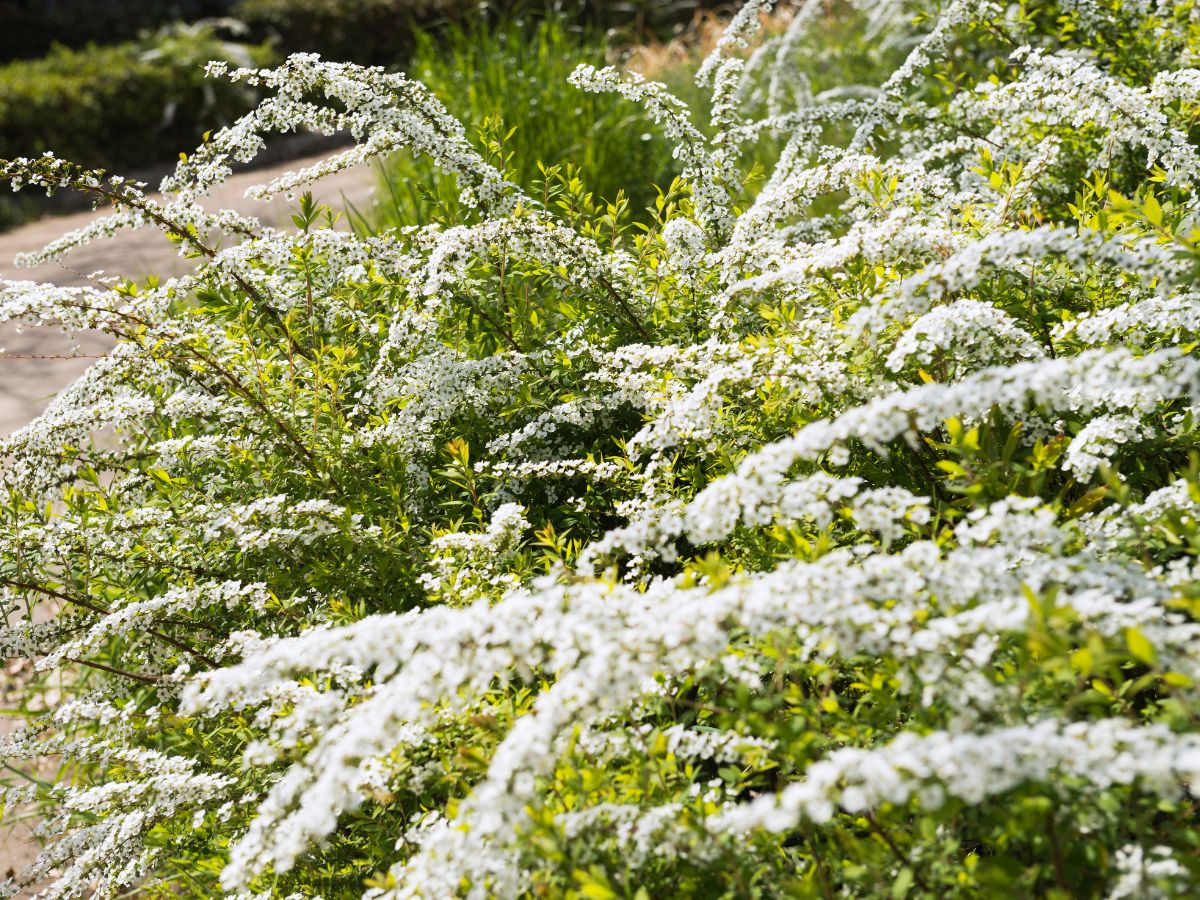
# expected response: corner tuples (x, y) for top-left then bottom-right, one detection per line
(231, 0), (474, 64)
(0, 25), (275, 173)
(231, 0), (707, 65)
(0, 1), (235, 62)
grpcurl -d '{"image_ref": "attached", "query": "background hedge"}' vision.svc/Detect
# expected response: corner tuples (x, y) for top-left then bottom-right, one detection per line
(1, 0), (711, 66)
(0, 25), (274, 172)
(0, 0), (712, 231)
(0, 1), (232, 62)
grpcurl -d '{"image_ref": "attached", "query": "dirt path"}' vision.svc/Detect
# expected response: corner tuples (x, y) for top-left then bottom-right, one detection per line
(0, 149), (378, 886)
(0, 149), (379, 437)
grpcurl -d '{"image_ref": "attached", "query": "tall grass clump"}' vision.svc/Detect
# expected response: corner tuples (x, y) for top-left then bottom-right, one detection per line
(366, 15), (685, 228)
(3, 0), (1200, 896)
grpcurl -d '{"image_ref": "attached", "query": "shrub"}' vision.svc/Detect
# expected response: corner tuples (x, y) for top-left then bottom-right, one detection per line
(0, 1), (235, 62)
(230, 0), (707, 65)
(231, 0), (476, 64)
(0, 24), (275, 172)
(2, 0), (1200, 897)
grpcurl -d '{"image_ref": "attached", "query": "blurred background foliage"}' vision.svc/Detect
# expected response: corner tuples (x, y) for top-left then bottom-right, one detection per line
(0, 0), (232, 60)
(0, 0), (706, 63)
(0, 0), (717, 231)
(362, 14), (690, 232)
(0, 23), (274, 170)
(0, 0), (897, 234)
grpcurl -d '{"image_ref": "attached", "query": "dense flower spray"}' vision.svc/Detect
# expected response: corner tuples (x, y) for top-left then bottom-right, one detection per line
(3, 0), (1200, 896)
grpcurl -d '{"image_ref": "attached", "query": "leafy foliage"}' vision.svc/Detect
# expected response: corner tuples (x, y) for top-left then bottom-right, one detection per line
(0, 24), (274, 171)
(365, 15), (684, 230)
(2, 0), (1200, 897)
(230, 0), (474, 65)
(230, 0), (708, 65)
(0, 23), (275, 231)
(0, 1), (233, 62)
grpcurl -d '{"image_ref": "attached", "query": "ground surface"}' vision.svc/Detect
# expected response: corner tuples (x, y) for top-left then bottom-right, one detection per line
(0, 149), (377, 886)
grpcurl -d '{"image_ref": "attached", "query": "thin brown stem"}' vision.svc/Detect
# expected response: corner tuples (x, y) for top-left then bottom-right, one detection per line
(2, 579), (218, 669)
(865, 811), (931, 892)
(1046, 811), (1067, 891)
(67, 657), (163, 685)
(456, 290), (522, 353)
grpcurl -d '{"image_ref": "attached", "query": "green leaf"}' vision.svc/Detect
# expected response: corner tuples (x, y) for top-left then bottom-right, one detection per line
(1143, 193), (1163, 226)
(1125, 627), (1158, 666)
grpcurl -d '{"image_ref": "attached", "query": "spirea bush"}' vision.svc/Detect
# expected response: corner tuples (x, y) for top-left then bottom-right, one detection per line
(3, 0), (1200, 896)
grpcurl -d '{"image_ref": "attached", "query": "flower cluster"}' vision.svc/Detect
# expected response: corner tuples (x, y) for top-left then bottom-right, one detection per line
(3, 0), (1200, 897)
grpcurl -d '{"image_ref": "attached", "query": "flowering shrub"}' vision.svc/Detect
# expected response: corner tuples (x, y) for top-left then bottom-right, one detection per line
(3, 0), (1200, 896)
